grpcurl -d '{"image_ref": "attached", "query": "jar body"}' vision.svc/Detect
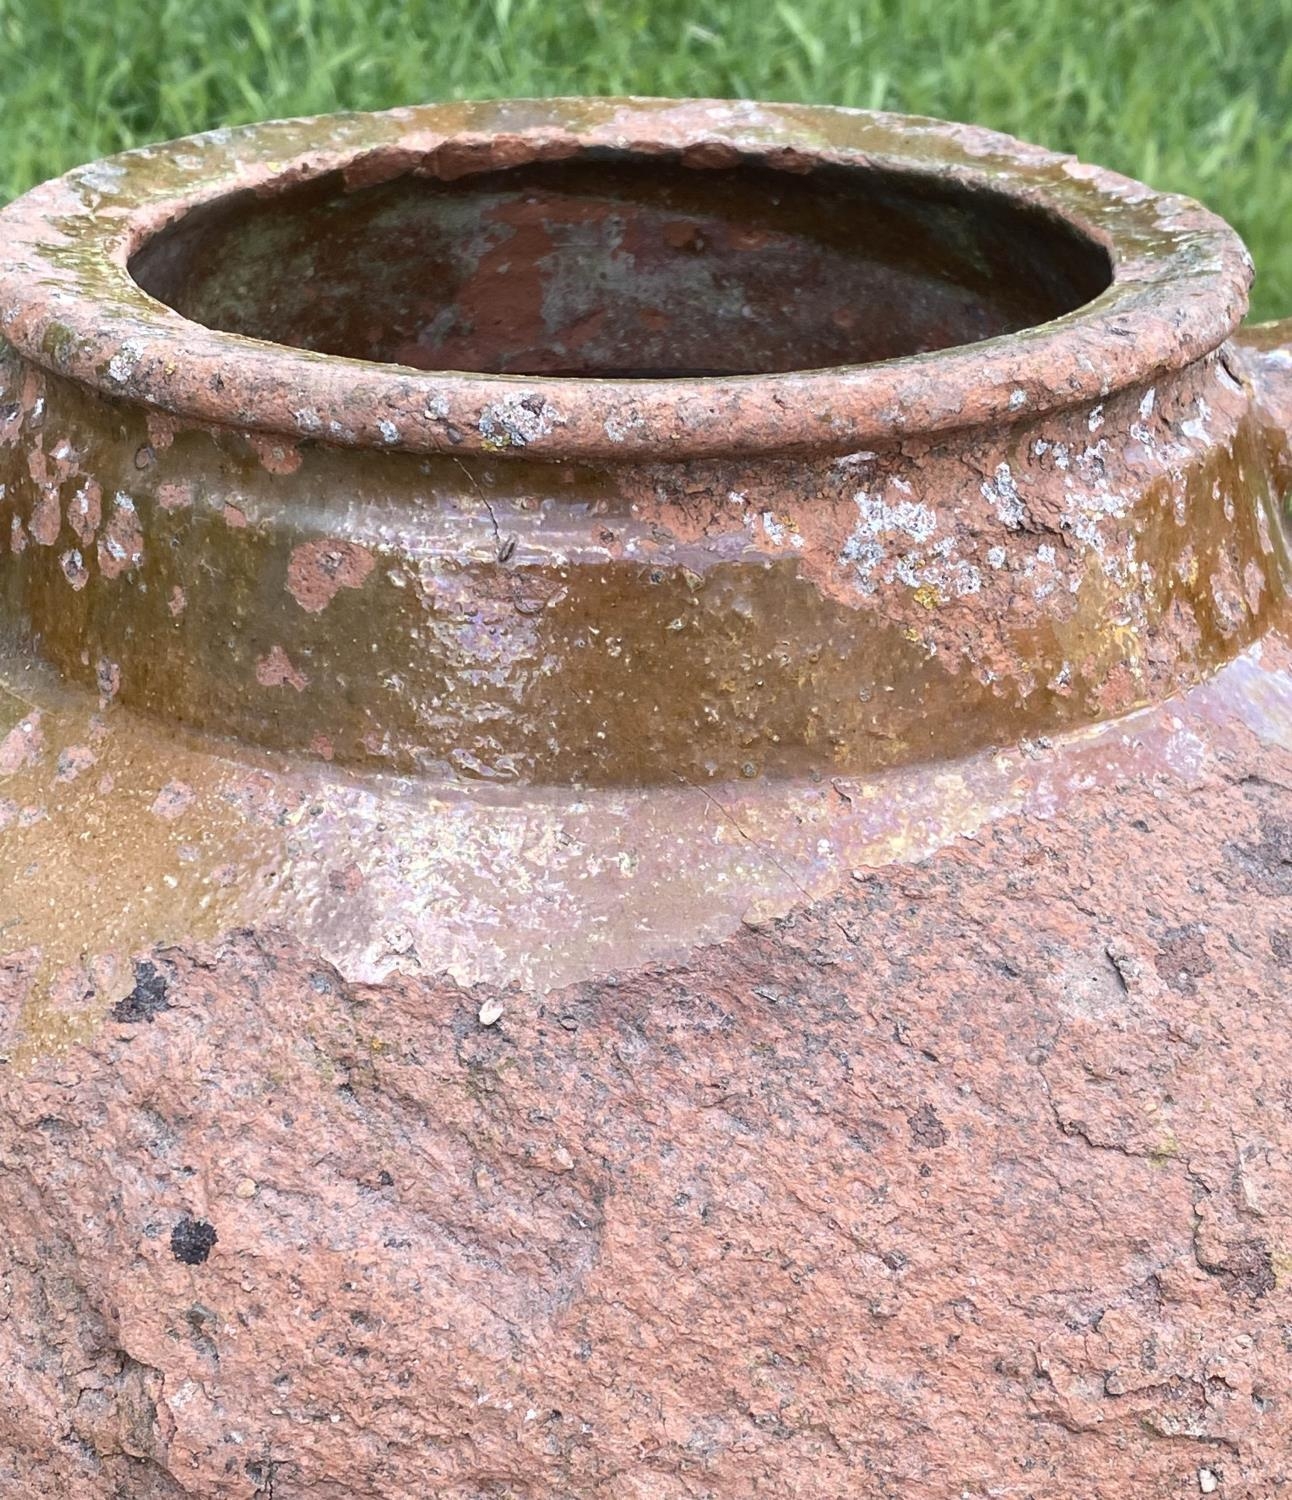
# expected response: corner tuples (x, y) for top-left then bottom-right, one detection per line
(1, 100), (1292, 1498)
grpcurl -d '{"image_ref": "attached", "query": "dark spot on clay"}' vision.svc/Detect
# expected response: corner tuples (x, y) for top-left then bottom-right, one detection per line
(908, 1103), (948, 1150)
(377, 1170), (394, 1187)
(1270, 930), (1292, 967)
(185, 1302), (216, 1330)
(112, 958), (173, 1023)
(246, 1458), (281, 1497)
(170, 1215), (218, 1265)
(1154, 923), (1214, 995)
(1200, 1236), (1276, 1301)
(96, 657), (121, 699)
(1228, 810), (1292, 894)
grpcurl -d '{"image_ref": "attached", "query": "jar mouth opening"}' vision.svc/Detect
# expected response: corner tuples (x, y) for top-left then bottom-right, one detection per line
(0, 98), (1253, 456)
(127, 148), (1113, 382)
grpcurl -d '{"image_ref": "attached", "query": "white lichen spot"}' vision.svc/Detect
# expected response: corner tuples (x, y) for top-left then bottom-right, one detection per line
(1009, 389), (1027, 410)
(986, 546), (1007, 570)
(1020, 542), (1062, 600)
(167, 1380), (202, 1413)
(851, 491), (937, 545)
(1088, 403), (1105, 432)
(1181, 398), (1211, 444)
(760, 511), (803, 549)
(60, 549), (87, 590)
(981, 463), (1026, 530)
(479, 395), (563, 449)
(377, 418), (400, 444)
(72, 159), (127, 195)
(603, 411), (646, 443)
(106, 339), (145, 386)
(843, 539), (884, 592)
(893, 555), (921, 588)
(1069, 514), (1104, 551)
(1077, 440), (1110, 476)
(1139, 387), (1156, 421)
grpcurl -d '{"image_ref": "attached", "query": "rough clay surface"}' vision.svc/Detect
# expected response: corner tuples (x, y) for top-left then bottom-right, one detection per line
(3, 713), (1292, 1498)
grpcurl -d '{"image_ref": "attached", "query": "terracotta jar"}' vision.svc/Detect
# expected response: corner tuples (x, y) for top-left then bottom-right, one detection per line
(1, 99), (1290, 1499)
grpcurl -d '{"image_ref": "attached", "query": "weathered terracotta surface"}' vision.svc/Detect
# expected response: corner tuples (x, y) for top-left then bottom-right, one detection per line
(1, 99), (1291, 1498)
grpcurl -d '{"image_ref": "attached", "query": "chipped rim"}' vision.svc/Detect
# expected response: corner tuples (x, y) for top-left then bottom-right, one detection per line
(0, 96), (1255, 459)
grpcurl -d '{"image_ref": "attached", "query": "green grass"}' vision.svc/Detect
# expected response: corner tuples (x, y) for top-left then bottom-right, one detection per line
(1, 0), (1290, 318)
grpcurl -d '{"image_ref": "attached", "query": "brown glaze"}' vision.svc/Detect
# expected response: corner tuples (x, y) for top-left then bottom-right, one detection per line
(0, 346), (1285, 785)
(1, 100), (1291, 1498)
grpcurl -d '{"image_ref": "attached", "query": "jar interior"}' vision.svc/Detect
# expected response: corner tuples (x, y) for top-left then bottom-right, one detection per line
(129, 149), (1113, 378)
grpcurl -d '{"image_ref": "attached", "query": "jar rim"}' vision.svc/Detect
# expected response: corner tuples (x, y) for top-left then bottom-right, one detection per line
(0, 96), (1254, 458)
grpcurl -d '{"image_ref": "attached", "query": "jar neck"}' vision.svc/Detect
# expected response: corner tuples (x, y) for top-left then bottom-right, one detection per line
(1, 349), (1285, 786)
